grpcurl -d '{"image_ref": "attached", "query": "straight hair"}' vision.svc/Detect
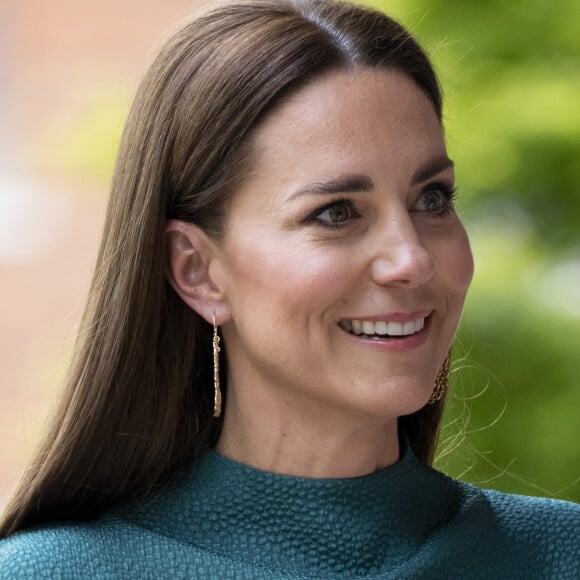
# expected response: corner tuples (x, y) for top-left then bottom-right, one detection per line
(1, 0), (446, 538)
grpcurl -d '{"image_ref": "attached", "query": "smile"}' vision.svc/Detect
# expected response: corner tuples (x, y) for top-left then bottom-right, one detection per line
(339, 317), (426, 338)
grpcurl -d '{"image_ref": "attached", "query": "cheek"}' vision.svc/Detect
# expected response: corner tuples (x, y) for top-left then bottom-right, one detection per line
(441, 227), (474, 299)
(223, 239), (350, 320)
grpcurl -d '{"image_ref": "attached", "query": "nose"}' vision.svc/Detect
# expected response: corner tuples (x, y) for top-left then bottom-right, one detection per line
(370, 214), (435, 289)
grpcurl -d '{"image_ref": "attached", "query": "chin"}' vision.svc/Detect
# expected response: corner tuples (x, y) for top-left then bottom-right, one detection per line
(351, 380), (433, 420)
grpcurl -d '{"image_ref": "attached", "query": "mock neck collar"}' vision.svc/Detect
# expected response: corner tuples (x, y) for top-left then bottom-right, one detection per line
(117, 437), (461, 577)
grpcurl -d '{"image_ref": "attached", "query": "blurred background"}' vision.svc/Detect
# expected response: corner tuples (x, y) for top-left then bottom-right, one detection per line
(0, 0), (578, 511)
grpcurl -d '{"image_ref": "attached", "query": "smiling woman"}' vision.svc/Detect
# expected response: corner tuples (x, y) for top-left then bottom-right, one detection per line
(177, 68), (474, 476)
(0, 0), (578, 578)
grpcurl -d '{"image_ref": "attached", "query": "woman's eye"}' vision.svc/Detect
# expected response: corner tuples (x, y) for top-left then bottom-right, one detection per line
(414, 186), (456, 216)
(308, 199), (360, 227)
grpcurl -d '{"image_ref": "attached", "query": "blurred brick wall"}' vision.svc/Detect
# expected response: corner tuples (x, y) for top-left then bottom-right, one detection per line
(2, 0), (203, 149)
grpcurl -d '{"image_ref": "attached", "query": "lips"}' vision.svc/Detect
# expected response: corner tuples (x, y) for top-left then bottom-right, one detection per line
(339, 316), (426, 338)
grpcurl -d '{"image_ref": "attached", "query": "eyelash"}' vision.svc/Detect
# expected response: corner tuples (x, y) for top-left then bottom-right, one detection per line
(304, 184), (458, 229)
(415, 183), (457, 218)
(305, 197), (361, 229)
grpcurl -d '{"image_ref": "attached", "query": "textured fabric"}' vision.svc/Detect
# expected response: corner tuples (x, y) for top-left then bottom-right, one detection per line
(1, 439), (579, 579)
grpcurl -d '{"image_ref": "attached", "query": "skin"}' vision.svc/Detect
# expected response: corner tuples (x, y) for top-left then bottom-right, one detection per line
(166, 68), (474, 478)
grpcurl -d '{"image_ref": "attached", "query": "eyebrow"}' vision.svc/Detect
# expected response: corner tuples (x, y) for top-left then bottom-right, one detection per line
(411, 156), (455, 185)
(287, 156), (454, 202)
(287, 175), (374, 201)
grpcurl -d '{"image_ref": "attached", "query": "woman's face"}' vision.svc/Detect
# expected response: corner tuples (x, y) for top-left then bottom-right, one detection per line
(214, 68), (473, 421)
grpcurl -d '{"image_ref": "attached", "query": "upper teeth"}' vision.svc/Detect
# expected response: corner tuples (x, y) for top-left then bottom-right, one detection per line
(340, 318), (425, 336)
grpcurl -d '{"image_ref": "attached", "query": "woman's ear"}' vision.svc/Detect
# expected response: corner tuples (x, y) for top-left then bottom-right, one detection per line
(165, 220), (230, 324)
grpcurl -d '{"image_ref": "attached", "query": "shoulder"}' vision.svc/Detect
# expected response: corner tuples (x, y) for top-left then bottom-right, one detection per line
(411, 458), (580, 578)
(0, 515), (170, 578)
(479, 486), (580, 542)
(0, 515), (285, 579)
(448, 479), (580, 577)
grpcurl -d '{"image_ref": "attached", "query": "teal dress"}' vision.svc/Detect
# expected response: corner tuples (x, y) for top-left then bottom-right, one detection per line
(1, 438), (578, 578)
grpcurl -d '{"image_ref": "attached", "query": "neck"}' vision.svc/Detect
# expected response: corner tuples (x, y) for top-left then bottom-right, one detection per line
(214, 384), (400, 478)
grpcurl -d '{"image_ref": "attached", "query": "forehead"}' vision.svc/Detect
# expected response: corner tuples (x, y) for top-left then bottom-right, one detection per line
(251, 67), (443, 164)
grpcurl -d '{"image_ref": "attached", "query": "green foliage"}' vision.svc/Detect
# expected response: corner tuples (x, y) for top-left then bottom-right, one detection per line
(365, 0), (580, 500)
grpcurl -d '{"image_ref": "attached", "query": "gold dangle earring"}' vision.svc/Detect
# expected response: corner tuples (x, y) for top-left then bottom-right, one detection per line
(212, 314), (222, 418)
(428, 351), (450, 405)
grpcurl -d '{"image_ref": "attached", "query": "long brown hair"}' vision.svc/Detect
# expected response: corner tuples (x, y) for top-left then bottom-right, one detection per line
(1, 0), (446, 537)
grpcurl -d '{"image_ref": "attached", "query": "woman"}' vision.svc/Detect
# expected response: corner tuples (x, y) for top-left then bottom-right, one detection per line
(1, 0), (578, 577)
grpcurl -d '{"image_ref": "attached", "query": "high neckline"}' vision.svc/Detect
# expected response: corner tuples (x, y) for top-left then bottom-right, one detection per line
(116, 437), (461, 578)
